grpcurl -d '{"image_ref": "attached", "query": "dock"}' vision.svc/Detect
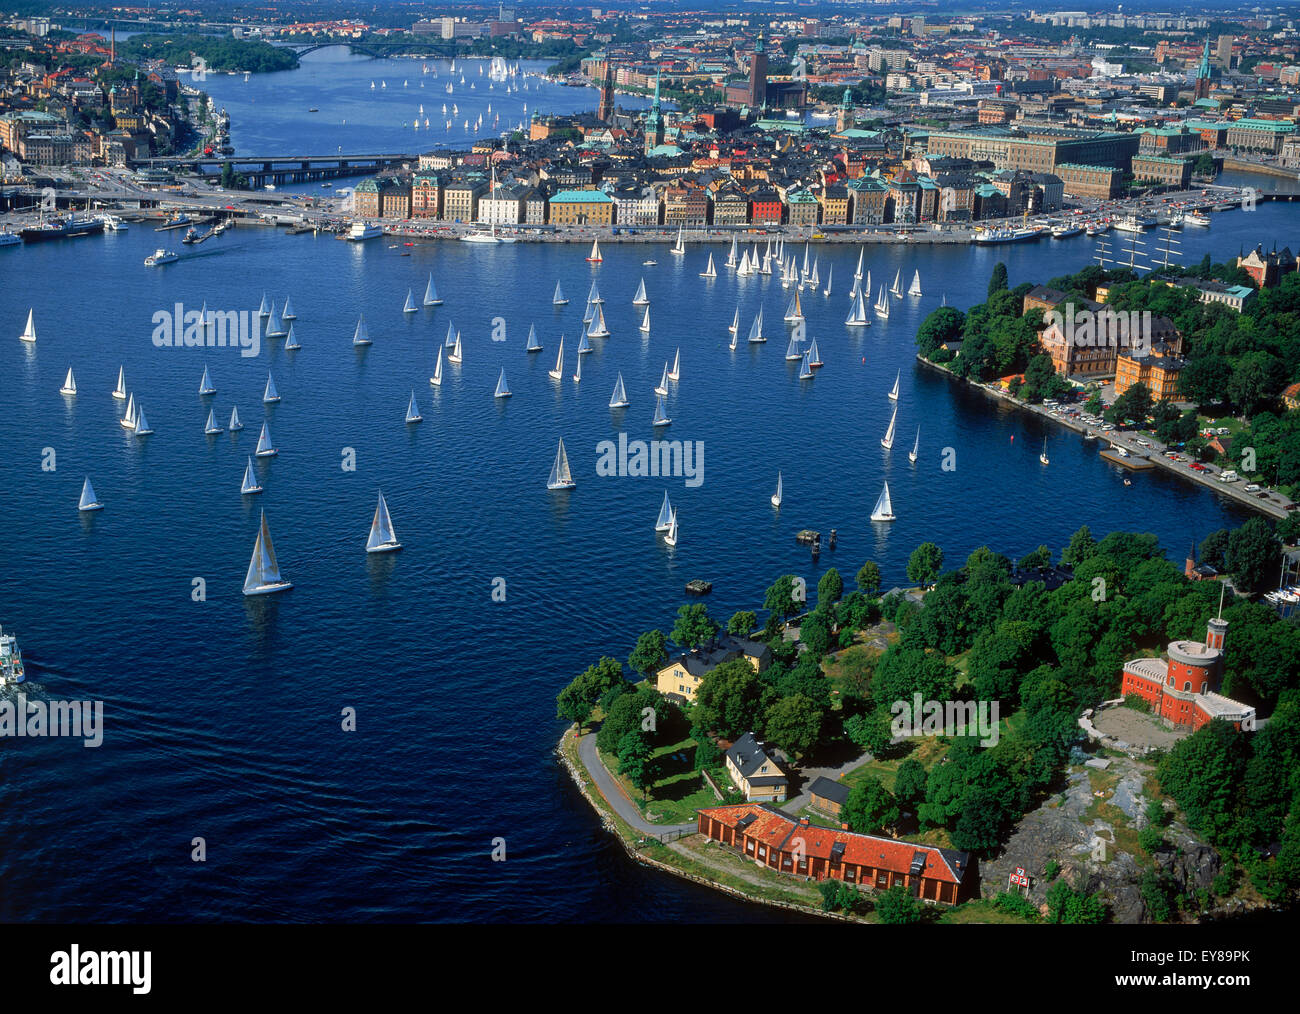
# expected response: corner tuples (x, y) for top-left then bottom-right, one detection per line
(685, 579), (713, 596)
(1100, 448), (1155, 470)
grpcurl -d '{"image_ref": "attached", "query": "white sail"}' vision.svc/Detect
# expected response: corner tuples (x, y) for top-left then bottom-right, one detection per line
(59, 367), (76, 395)
(495, 368), (511, 398)
(229, 405), (243, 430)
(846, 288), (870, 327)
(285, 323), (300, 350)
(266, 303), (285, 337)
(909, 269), (922, 297)
(875, 285), (891, 319)
(672, 225), (684, 254)
(282, 295), (297, 320)
(784, 289), (803, 322)
(587, 238), (601, 261)
(449, 333), (463, 364)
(655, 363), (669, 396)
(258, 292), (270, 317)
(729, 306), (739, 334)
(726, 236), (738, 267)
(241, 457), (262, 495)
(771, 473), (782, 508)
(655, 490), (674, 530)
(548, 336), (564, 380)
(205, 408), (223, 434)
(909, 427), (920, 463)
(444, 321), (457, 348)
(609, 372), (629, 408)
(404, 288), (418, 313)
(747, 308), (765, 343)
(572, 351), (582, 383)
(808, 338), (822, 367)
(889, 370), (900, 401)
(587, 304), (609, 338)
(255, 421), (277, 457)
(798, 352), (813, 380)
(78, 476), (102, 511)
(577, 332), (592, 355)
(552, 280), (567, 305)
(652, 393), (670, 426)
(526, 323), (542, 352)
(663, 508), (678, 546)
(199, 365), (215, 394)
(870, 482), (895, 522)
(632, 278), (648, 304)
(113, 366), (126, 399)
(406, 389), (423, 422)
(121, 392), (136, 429)
(891, 269), (903, 297)
(668, 348), (680, 382)
(353, 315), (371, 346)
(366, 492), (402, 552)
(640, 307), (651, 333)
(583, 299), (595, 325)
(422, 275), (441, 306)
(547, 437), (575, 488)
(854, 247), (864, 281)
(430, 347), (443, 386)
(133, 404), (153, 435)
(823, 266), (832, 297)
(881, 405), (897, 449)
(243, 510), (291, 594)
(263, 372), (280, 403)
(19, 308), (36, 343)
(701, 252), (716, 278)
(785, 332), (802, 360)
(1040, 437), (1050, 465)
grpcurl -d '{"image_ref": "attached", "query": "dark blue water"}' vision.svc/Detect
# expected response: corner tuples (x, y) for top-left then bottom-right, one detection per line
(0, 66), (1290, 920)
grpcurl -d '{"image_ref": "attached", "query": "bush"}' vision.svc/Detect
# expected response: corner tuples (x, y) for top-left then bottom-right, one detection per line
(1045, 860), (1061, 882)
(1138, 825), (1166, 855)
(993, 891), (1040, 920)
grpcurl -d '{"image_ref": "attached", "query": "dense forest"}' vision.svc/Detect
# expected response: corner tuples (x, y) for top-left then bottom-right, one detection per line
(117, 35), (299, 74)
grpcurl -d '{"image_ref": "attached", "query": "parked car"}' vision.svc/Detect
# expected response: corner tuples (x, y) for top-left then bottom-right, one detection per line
(1245, 484), (1261, 492)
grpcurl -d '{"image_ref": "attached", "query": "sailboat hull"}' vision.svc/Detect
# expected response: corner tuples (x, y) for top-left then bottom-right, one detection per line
(78, 503), (104, 512)
(243, 580), (292, 596)
(366, 542), (402, 554)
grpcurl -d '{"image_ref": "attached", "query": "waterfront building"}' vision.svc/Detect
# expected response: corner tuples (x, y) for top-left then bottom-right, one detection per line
(696, 803), (974, 904)
(654, 633), (770, 703)
(1055, 163), (1123, 200)
(411, 171), (442, 219)
(548, 189), (613, 226)
(845, 176), (888, 224)
(786, 188), (821, 227)
(1224, 118), (1295, 155)
(1114, 350), (1185, 400)
(724, 733), (788, 803)
(924, 127), (1139, 174)
(1120, 618), (1255, 731)
(749, 186), (784, 225)
(709, 182), (750, 226)
(441, 177), (488, 223)
(819, 184), (850, 226)
(663, 181), (708, 227)
(1193, 38), (1214, 101)
(1132, 153), (1194, 188)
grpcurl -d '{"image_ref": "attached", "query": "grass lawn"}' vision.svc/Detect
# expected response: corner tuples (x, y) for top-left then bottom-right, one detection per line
(938, 897), (1038, 924)
(822, 640), (885, 700)
(597, 736), (722, 825)
(841, 735), (950, 793)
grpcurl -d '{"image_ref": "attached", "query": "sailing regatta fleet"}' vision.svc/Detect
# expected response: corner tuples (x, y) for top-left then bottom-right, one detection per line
(21, 235), (930, 588)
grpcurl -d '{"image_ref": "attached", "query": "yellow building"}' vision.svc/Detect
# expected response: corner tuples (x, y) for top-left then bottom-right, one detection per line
(724, 732), (788, 802)
(548, 189), (613, 226)
(654, 634), (771, 702)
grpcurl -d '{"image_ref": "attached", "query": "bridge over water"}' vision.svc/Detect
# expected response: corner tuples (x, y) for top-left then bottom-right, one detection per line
(129, 152), (416, 188)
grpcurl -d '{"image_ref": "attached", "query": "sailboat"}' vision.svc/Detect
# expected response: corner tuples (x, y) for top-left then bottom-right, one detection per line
(366, 492), (402, 553)
(700, 252), (716, 278)
(874, 285), (891, 320)
(547, 437), (575, 489)
(728, 306), (740, 334)
(552, 280), (568, 306)
(444, 321), (457, 348)
(241, 457), (263, 495)
(255, 421), (277, 458)
(423, 274), (443, 306)
(652, 393), (671, 427)
(198, 365), (216, 395)
(120, 392), (136, 430)
(639, 307), (651, 333)
(204, 408), (224, 434)
(285, 324), (300, 351)
(495, 368), (511, 399)
(853, 247), (865, 285)
(59, 367), (76, 396)
(547, 335), (566, 380)
(771, 473), (783, 508)
(17, 309), (35, 343)
(671, 225), (685, 255)
(112, 366), (126, 400)
(576, 332), (593, 356)
(263, 372), (280, 404)
(807, 338), (823, 369)
(609, 372), (629, 409)
(572, 351), (582, 383)
(798, 351), (813, 380)
(729, 328), (738, 352)
(1040, 438), (1050, 466)
(586, 238), (602, 262)
(282, 295), (297, 320)
(908, 270), (922, 297)
(430, 347), (443, 386)
(881, 405), (897, 449)
(229, 405), (243, 431)
(265, 302), (286, 338)
(406, 390), (423, 423)
(353, 315), (372, 347)
(583, 299), (595, 325)
(823, 266), (832, 297)
(909, 427), (920, 463)
(888, 370), (900, 401)
(258, 293), (271, 318)
(655, 491), (674, 531)
(526, 324), (542, 352)
(589, 280), (604, 304)
(663, 508), (678, 547)
(632, 278), (648, 305)
(654, 363), (669, 397)
(243, 510), (292, 595)
(870, 482), (896, 522)
(448, 332), (463, 364)
(890, 269), (903, 298)
(587, 304), (609, 339)
(725, 235), (738, 268)
(784, 332), (802, 361)
(845, 288), (870, 327)
(133, 403), (153, 436)
(668, 348), (680, 382)
(78, 476), (103, 512)
(747, 308), (766, 343)
(785, 289), (804, 323)
(402, 288), (417, 314)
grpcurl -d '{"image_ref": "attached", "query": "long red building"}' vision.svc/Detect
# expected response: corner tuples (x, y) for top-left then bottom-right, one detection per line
(696, 803), (974, 905)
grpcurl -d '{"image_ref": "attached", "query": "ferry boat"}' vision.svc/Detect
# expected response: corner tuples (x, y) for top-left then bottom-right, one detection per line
(1113, 215), (1146, 234)
(99, 214), (128, 232)
(0, 227), (20, 247)
(1051, 222), (1083, 239)
(972, 225), (1043, 245)
(1184, 210), (1212, 227)
(347, 221), (383, 241)
(0, 624), (25, 685)
(182, 226), (199, 244)
(21, 214), (105, 242)
(145, 248), (178, 266)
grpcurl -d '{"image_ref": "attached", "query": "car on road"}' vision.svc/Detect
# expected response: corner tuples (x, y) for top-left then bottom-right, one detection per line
(1245, 484), (1261, 492)
(1190, 463), (1207, 471)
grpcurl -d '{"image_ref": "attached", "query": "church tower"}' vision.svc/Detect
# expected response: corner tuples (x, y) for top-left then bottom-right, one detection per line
(1193, 37), (1213, 100)
(644, 68), (664, 155)
(597, 58), (615, 123)
(836, 86), (853, 132)
(749, 30), (768, 112)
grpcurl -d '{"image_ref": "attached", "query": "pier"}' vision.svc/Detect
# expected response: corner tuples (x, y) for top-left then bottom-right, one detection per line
(1099, 449), (1155, 470)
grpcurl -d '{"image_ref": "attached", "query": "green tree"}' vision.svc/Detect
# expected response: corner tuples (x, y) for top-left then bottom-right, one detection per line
(727, 610), (758, 636)
(694, 658), (770, 739)
(1016, 545), (1053, 570)
(799, 609), (833, 658)
(907, 542), (944, 587)
(915, 306), (966, 358)
(817, 567), (844, 606)
(616, 730), (654, 799)
(556, 656), (628, 731)
(1046, 881), (1108, 924)
(876, 885), (925, 924)
(762, 694), (824, 756)
(628, 629), (667, 678)
(856, 560), (882, 595)
(987, 262), (1009, 298)
(1061, 524), (1098, 566)
(844, 705), (896, 757)
(764, 574), (806, 620)
(893, 758), (928, 810)
(670, 603), (719, 649)
(842, 776), (900, 835)
(1225, 517), (1281, 594)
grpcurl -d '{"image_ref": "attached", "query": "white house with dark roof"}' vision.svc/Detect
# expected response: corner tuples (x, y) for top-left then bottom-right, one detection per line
(725, 732), (788, 803)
